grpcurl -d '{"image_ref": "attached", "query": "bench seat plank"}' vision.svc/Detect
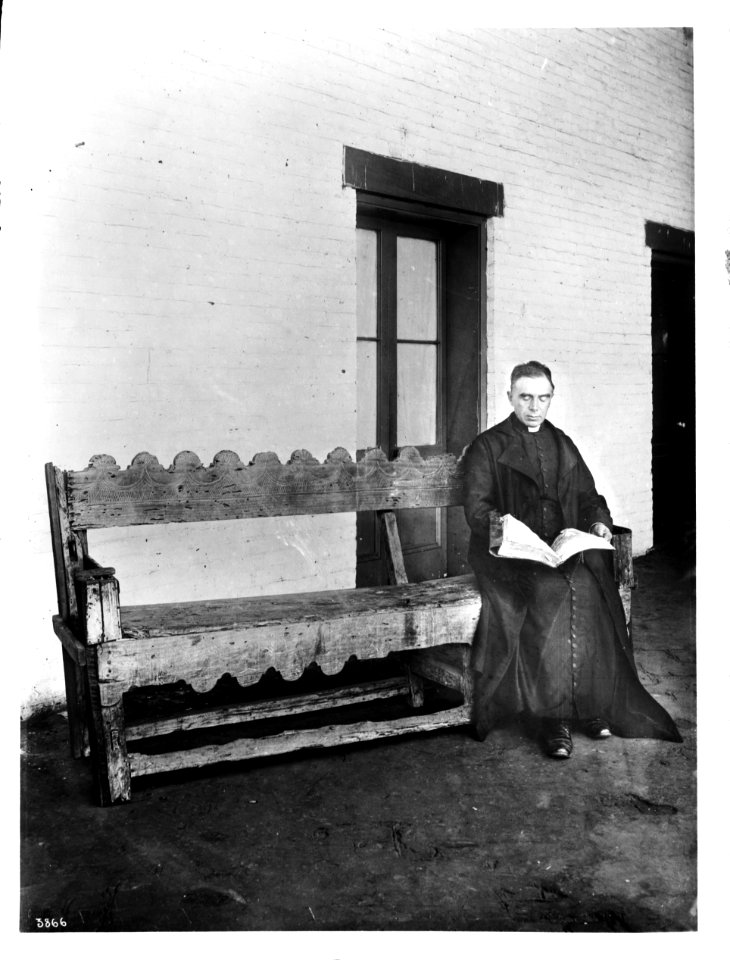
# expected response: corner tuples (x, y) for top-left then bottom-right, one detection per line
(120, 573), (479, 637)
(100, 574), (480, 692)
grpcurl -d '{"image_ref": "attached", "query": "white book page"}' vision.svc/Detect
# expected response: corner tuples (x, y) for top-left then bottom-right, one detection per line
(550, 527), (614, 564)
(495, 515), (560, 567)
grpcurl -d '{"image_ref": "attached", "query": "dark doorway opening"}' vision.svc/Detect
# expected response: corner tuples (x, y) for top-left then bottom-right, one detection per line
(647, 222), (695, 557)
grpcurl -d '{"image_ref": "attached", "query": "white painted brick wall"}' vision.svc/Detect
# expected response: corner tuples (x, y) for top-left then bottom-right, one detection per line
(5, 13), (692, 714)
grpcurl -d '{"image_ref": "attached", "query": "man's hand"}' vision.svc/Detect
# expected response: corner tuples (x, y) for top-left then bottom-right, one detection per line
(489, 511), (504, 551)
(589, 522), (612, 541)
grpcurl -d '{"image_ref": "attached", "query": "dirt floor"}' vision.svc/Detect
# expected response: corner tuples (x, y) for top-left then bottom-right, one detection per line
(20, 549), (696, 933)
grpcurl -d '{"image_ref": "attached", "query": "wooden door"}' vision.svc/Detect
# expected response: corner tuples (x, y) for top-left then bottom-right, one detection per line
(355, 202), (484, 586)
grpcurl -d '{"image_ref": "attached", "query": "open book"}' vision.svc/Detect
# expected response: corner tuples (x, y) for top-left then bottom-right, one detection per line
(491, 514), (614, 568)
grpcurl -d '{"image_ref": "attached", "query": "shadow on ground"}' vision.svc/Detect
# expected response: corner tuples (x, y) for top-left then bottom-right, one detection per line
(20, 550), (696, 932)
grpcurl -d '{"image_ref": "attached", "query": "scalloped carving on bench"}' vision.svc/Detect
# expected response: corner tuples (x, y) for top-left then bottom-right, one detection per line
(66, 446), (466, 526)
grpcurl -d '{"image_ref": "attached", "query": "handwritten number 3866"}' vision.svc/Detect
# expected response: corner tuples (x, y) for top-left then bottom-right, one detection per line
(35, 918), (66, 929)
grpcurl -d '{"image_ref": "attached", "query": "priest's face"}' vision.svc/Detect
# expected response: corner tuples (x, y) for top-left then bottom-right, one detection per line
(508, 375), (554, 431)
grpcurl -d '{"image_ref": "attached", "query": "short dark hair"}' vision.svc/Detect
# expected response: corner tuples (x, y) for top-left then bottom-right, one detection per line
(510, 360), (555, 391)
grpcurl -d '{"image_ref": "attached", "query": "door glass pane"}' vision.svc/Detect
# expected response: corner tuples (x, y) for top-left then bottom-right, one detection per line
(397, 237), (437, 340)
(357, 340), (377, 449)
(357, 228), (378, 338)
(397, 343), (436, 446)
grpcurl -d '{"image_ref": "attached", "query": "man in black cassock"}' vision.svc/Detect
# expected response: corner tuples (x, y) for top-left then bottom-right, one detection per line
(463, 360), (681, 758)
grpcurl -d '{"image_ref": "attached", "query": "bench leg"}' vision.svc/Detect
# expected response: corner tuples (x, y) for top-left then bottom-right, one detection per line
(404, 665), (425, 708)
(462, 660), (474, 715)
(86, 665), (131, 805)
(61, 648), (89, 758)
(406, 646), (473, 706)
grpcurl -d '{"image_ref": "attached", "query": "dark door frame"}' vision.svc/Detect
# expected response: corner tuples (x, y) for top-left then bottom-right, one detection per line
(345, 148), (504, 583)
(344, 146), (504, 443)
(645, 220), (695, 552)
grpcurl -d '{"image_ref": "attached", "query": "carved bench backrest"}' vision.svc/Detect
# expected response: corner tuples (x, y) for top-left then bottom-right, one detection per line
(54, 446), (466, 531)
(44, 446), (466, 622)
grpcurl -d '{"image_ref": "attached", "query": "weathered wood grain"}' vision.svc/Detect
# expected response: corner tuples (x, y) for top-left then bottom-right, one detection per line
(612, 527), (635, 628)
(380, 511), (425, 707)
(76, 566), (117, 580)
(98, 681), (131, 803)
(46, 464), (92, 754)
(46, 462), (90, 757)
(64, 446), (465, 529)
(612, 528), (634, 587)
(101, 579), (122, 641)
(52, 615), (87, 666)
(126, 677), (412, 741)
(85, 660), (131, 804)
(76, 572), (122, 645)
(47, 443), (633, 804)
(404, 667), (425, 709)
(381, 510), (408, 586)
(101, 575), (480, 693)
(61, 648), (89, 759)
(119, 574), (479, 637)
(82, 580), (104, 645)
(407, 645), (472, 696)
(129, 705), (472, 778)
(45, 463), (74, 621)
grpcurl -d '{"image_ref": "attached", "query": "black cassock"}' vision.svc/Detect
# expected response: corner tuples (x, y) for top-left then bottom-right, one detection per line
(463, 413), (681, 742)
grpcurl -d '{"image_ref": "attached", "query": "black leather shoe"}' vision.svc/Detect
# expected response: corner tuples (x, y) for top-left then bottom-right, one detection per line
(542, 720), (573, 759)
(584, 718), (611, 739)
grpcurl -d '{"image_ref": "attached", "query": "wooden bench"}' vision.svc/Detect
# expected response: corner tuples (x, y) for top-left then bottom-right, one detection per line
(45, 446), (635, 805)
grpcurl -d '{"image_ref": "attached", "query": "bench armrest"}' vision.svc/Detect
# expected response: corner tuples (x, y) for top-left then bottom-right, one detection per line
(75, 567), (118, 582)
(77, 553), (117, 578)
(52, 615), (88, 665)
(611, 525), (636, 590)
